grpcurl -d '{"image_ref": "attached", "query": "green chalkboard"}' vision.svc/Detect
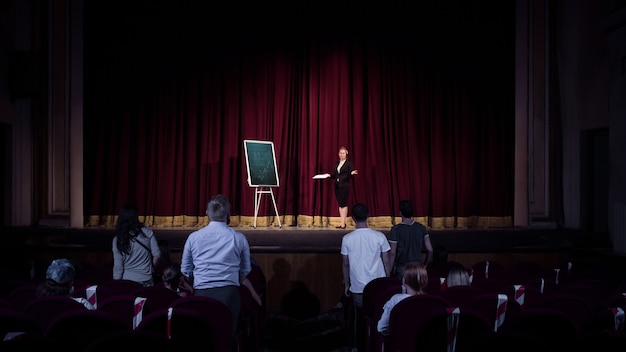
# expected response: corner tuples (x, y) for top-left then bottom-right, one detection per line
(243, 140), (280, 187)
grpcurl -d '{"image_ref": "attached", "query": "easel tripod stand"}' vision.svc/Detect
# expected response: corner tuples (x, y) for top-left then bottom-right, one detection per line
(253, 186), (282, 228)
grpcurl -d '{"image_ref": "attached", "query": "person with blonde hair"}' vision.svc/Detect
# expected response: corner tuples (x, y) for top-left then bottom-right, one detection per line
(377, 262), (428, 335)
(317, 146), (359, 229)
(446, 262), (471, 288)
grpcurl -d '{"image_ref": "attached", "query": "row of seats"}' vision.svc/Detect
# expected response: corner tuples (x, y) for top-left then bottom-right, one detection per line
(361, 259), (626, 352)
(0, 264), (267, 352)
(0, 295), (234, 352)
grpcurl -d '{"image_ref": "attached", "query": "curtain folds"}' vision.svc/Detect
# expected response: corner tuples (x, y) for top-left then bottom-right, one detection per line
(84, 2), (514, 229)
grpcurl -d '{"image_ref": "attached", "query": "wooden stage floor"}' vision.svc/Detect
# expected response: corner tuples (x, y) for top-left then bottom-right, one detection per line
(7, 225), (612, 255)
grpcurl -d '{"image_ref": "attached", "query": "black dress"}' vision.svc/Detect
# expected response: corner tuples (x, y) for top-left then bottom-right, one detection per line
(332, 160), (354, 207)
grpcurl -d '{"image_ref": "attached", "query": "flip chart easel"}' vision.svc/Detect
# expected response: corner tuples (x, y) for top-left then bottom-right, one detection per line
(243, 140), (282, 228)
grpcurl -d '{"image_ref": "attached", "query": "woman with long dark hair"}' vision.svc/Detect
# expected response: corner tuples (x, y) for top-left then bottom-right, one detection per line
(112, 203), (161, 286)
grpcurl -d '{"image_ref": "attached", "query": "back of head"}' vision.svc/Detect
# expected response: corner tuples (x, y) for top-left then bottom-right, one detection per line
(402, 262), (428, 293)
(352, 203), (368, 222)
(162, 263), (182, 287)
(38, 258), (76, 296)
(115, 203), (144, 254)
(207, 194), (230, 222)
(117, 203), (141, 227)
(46, 258), (76, 285)
(446, 263), (470, 287)
(399, 200), (414, 218)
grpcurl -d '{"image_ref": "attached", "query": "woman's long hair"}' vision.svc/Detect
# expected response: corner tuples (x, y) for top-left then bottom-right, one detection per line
(115, 203), (145, 255)
(402, 262), (428, 294)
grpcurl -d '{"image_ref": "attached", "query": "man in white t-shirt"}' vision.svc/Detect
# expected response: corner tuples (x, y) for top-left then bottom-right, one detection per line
(341, 203), (391, 351)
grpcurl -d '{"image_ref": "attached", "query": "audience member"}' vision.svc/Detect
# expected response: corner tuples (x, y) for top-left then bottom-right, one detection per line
(36, 258), (95, 310)
(446, 262), (471, 287)
(341, 203), (391, 351)
(154, 239), (173, 283)
(377, 262), (428, 335)
(112, 203), (161, 287)
(181, 194), (252, 334)
(161, 262), (194, 297)
(388, 200), (433, 278)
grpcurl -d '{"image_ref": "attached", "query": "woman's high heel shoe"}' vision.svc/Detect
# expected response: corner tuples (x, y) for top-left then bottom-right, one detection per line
(336, 224), (346, 229)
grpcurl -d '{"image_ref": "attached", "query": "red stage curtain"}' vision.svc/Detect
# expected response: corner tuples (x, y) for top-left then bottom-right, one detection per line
(83, 2), (514, 229)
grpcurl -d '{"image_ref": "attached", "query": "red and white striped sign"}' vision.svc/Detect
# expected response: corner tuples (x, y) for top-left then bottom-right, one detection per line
(133, 296), (147, 330)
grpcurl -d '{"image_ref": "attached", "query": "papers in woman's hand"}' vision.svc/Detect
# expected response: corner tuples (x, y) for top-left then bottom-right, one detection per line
(312, 173), (331, 179)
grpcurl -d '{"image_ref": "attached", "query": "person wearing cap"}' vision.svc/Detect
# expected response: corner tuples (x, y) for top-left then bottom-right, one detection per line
(36, 258), (95, 310)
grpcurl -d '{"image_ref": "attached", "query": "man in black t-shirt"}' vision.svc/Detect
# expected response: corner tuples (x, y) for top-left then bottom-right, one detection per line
(388, 200), (433, 278)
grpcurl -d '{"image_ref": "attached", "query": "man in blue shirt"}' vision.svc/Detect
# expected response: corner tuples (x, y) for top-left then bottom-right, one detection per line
(181, 194), (252, 333)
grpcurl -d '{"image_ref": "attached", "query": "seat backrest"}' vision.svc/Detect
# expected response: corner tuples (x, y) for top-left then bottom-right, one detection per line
(413, 307), (493, 352)
(0, 333), (64, 350)
(466, 329), (551, 352)
(362, 276), (402, 319)
(470, 277), (511, 295)
(471, 260), (506, 280)
(0, 307), (42, 338)
(498, 307), (579, 351)
(366, 285), (403, 352)
(132, 286), (181, 315)
(85, 330), (173, 352)
(6, 284), (38, 312)
(499, 283), (544, 310)
(45, 309), (128, 352)
(529, 292), (593, 332)
(556, 283), (605, 311)
(135, 307), (224, 352)
(439, 284), (484, 308)
(97, 294), (138, 330)
(387, 294), (453, 352)
(507, 260), (546, 282)
(0, 278), (34, 301)
(23, 295), (87, 332)
(98, 279), (143, 298)
(600, 292), (626, 311)
(373, 286), (404, 322)
(0, 296), (12, 309)
(424, 268), (445, 294)
(455, 308), (496, 350)
(469, 293), (522, 331)
(169, 295), (234, 351)
(585, 306), (625, 336)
